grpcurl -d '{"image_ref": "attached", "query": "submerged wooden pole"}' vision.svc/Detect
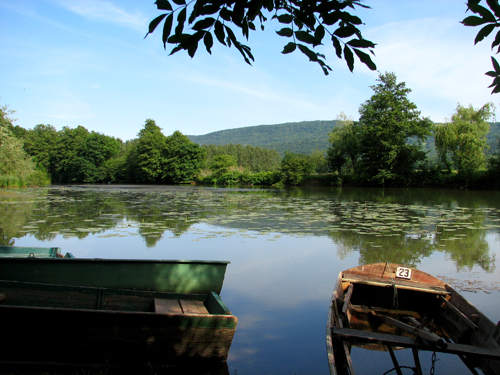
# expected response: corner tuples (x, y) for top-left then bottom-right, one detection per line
(411, 348), (422, 375)
(386, 346), (403, 375)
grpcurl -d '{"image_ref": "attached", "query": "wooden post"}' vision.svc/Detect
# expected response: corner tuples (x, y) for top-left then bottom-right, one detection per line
(412, 348), (422, 375)
(342, 284), (354, 316)
(387, 346), (403, 375)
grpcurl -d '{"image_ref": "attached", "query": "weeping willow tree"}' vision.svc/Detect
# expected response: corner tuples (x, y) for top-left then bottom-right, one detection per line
(434, 103), (495, 180)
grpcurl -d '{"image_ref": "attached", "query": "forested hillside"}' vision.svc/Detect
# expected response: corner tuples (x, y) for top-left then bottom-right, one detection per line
(189, 120), (500, 156)
(188, 120), (337, 155)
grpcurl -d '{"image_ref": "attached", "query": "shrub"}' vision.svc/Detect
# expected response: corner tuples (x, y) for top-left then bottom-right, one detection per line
(25, 170), (51, 187)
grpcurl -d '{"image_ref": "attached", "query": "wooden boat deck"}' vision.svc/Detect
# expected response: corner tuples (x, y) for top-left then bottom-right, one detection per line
(155, 298), (209, 315)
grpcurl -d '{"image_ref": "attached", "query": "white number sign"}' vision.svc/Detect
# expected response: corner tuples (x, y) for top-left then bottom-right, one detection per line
(396, 266), (412, 280)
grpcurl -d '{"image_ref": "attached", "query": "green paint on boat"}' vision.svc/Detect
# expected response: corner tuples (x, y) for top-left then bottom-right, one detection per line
(0, 245), (61, 258)
(0, 256), (229, 294)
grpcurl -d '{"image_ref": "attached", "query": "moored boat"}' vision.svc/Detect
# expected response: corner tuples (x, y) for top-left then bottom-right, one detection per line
(0, 279), (238, 369)
(0, 256), (229, 294)
(327, 263), (500, 375)
(0, 244), (62, 258)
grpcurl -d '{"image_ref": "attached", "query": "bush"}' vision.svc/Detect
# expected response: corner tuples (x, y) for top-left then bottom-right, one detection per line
(242, 171), (279, 185)
(195, 168), (279, 186)
(25, 170), (51, 187)
(280, 152), (315, 185)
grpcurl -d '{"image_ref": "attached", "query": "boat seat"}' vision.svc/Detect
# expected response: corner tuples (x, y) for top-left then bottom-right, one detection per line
(154, 298), (209, 315)
(342, 274), (450, 295)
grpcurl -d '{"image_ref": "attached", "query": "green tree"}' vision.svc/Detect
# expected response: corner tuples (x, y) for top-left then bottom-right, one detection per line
(327, 112), (360, 175)
(310, 149), (328, 173)
(280, 152), (315, 185)
(488, 137), (500, 187)
(23, 124), (58, 174)
(71, 132), (122, 183)
(202, 143), (281, 172)
(145, 0), (376, 75)
(163, 130), (206, 183)
(209, 154), (238, 178)
(52, 126), (90, 182)
(355, 72), (432, 186)
(134, 119), (167, 183)
(434, 103), (495, 179)
(0, 105), (35, 178)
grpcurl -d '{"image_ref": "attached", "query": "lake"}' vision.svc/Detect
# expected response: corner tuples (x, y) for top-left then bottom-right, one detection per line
(1, 185), (500, 375)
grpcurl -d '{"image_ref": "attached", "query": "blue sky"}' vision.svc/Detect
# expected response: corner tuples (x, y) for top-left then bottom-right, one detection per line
(0, 0), (497, 141)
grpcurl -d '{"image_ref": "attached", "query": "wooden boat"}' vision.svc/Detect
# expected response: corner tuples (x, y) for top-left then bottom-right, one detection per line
(327, 263), (500, 375)
(0, 244), (62, 258)
(0, 257), (229, 294)
(0, 279), (238, 369)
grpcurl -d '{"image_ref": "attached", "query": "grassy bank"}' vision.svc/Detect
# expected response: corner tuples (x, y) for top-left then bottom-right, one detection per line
(0, 171), (51, 188)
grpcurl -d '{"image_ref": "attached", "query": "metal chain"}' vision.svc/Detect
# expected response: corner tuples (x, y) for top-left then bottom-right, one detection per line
(430, 351), (437, 375)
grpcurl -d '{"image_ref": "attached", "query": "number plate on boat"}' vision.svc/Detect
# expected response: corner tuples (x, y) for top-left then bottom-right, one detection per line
(396, 267), (412, 280)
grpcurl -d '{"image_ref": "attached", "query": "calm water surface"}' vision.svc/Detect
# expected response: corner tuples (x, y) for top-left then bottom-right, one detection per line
(1, 185), (500, 375)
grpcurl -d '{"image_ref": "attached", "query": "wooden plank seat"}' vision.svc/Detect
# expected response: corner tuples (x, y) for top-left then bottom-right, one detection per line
(342, 273), (450, 295)
(154, 298), (209, 315)
(331, 326), (500, 360)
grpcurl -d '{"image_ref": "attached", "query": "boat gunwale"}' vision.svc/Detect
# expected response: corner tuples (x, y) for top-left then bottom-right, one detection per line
(0, 303), (237, 319)
(326, 271), (347, 375)
(0, 257), (230, 265)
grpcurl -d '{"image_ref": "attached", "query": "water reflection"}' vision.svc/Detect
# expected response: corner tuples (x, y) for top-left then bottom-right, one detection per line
(1, 185), (500, 375)
(2, 185), (499, 272)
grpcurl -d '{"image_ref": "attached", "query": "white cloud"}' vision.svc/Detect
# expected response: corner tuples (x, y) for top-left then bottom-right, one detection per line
(55, 0), (147, 31)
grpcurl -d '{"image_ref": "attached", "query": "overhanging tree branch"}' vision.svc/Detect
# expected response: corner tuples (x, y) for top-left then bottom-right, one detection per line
(462, 0), (500, 93)
(145, 0), (377, 75)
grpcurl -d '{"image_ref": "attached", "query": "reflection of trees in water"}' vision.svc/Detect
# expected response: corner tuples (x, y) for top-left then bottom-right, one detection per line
(1, 188), (237, 247)
(0, 190), (47, 246)
(1, 187), (498, 272)
(325, 187), (500, 209)
(328, 201), (497, 271)
(330, 230), (434, 267)
(437, 227), (495, 272)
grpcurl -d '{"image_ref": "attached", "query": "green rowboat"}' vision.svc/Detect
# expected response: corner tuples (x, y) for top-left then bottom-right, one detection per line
(0, 279), (238, 368)
(0, 245), (62, 258)
(0, 256), (230, 294)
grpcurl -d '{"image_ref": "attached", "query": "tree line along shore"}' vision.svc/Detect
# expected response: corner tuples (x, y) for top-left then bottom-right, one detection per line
(2, 72), (500, 189)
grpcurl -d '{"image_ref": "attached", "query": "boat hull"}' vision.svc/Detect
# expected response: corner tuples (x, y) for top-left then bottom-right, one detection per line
(0, 245), (61, 258)
(0, 280), (238, 368)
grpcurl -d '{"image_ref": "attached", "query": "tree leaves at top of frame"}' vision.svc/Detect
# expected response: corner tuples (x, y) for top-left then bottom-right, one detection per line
(462, 0), (500, 93)
(145, 0), (377, 75)
(486, 56), (500, 93)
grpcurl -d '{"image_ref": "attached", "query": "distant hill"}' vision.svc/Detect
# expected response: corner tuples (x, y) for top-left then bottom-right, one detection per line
(188, 120), (337, 155)
(188, 120), (500, 157)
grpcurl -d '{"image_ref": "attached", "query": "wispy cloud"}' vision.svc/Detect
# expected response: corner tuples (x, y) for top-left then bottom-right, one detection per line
(45, 96), (94, 121)
(55, 0), (147, 31)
